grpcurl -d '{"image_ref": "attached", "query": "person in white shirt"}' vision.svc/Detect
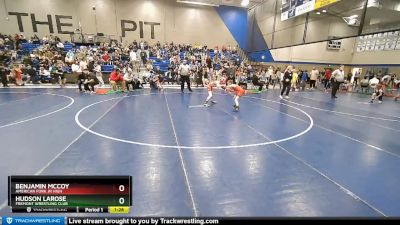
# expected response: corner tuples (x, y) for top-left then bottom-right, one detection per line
(56, 42), (64, 49)
(79, 59), (87, 71)
(267, 66), (274, 82)
(264, 69), (271, 89)
(369, 76), (379, 89)
(123, 66), (135, 91)
(310, 67), (319, 89)
(94, 63), (104, 87)
(130, 50), (139, 70)
(65, 50), (75, 64)
(331, 65), (344, 99)
(140, 68), (151, 83)
(39, 67), (51, 82)
(381, 74), (391, 87)
(71, 62), (79, 74)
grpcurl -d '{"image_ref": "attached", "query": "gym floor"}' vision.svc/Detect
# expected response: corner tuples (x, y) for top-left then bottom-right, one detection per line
(0, 88), (399, 217)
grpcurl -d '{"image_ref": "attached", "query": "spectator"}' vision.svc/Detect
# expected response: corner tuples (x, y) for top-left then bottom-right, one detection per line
(140, 50), (147, 65)
(1, 62), (10, 87)
(324, 68), (332, 91)
(165, 67), (174, 85)
(109, 68), (126, 91)
(26, 65), (40, 84)
(93, 62), (104, 87)
(291, 68), (298, 91)
(281, 65), (293, 99)
(123, 66), (135, 91)
(300, 70), (308, 91)
(77, 70), (87, 92)
(79, 58), (87, 71)
(102, 52), (110, 64)
(20, 65), (31, 84)
(84, 72), (99, 93)
(55, 65), (66, 88)
(12, 64), (23, 86)
(252, 72), (264, 91)
(130, 49), (139, 69)
(310, 67), (319, 89)
(273, 68), (282, 89)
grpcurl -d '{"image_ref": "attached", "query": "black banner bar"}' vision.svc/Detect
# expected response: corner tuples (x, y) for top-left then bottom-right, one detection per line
(66, 217), (399, 225)
(12, 206), (78, 213)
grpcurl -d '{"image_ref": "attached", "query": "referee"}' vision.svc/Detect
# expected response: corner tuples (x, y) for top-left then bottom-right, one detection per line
(331, 65), (345, 99)
(178, 60), (192, 93)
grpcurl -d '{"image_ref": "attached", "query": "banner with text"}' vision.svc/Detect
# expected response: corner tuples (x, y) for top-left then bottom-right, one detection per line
(281, 0), (340, 21)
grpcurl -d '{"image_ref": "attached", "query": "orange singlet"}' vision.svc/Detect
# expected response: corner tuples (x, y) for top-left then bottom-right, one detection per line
(14, 68), (22, 80)
(208, 82), (217, 91)
(233, 85), (245, 97)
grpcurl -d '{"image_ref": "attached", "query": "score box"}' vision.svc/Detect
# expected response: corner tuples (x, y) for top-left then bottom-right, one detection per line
(8, 176), (132, 213)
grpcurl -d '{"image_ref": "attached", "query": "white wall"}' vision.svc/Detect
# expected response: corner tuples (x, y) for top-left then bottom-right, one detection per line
(0, 0), (237, 46)
(269, 36), (400, 68)
(253, 0), (359, 48)
(351, 49), (400, 65)
(270, 38), (356, 64)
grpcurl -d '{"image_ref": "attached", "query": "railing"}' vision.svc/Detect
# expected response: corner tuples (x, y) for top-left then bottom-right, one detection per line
(236, 45), (249, 64)
(70, 33), (122, 44)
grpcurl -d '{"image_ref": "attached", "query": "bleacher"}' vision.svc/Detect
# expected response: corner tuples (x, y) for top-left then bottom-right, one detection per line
(149, 57), (170, 72)
(19, 42), (242, 74)
(21, 43), (41, 53)
(101, 64), (114, 73)
(21, 42), (74, 53)
(64, 43), (73, 51)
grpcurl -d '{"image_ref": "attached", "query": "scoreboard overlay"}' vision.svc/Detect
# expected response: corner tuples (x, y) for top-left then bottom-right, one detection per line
(8, 176), (132, 213)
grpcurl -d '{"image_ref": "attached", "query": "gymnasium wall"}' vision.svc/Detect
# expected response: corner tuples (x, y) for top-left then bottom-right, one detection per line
(351, 49), (400, 65)
(270, 38), (356, 64)
(259, 36), (400, 76)
(0, 0), (237, 46)
(252, 0), (359, 49)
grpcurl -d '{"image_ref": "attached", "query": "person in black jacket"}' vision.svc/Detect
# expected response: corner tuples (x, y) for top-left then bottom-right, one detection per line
(78, 70), (88, 92)
(55, 65), (66, 88)
(252, 73), (264, 91)
(281, 65), (293, 99)
(1, 63), (10, 87)
(84, 72), (99, 93)
(26, 65), (40, 84)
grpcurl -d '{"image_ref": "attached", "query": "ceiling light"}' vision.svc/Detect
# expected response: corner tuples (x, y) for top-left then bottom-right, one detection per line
(342, 16), (360, 26)
(316, 11), (321, 15)
(367, 0), (380, 8)
(177, 0), (219, 7)
(322, 9), (327, 13)
(241, 0), (249, 7)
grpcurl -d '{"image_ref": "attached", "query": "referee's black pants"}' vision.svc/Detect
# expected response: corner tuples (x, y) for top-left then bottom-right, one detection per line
(331, 81), (341, 98)
(281, 82), (291, 96)
(1, 74), (8, 87)
(180, 75), (192, 92)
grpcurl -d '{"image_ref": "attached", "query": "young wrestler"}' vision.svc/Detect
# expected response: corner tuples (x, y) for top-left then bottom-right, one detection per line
(203, 79), (219, 107)
(370, 84), (384, 104)
(225, 80), (246, 112)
